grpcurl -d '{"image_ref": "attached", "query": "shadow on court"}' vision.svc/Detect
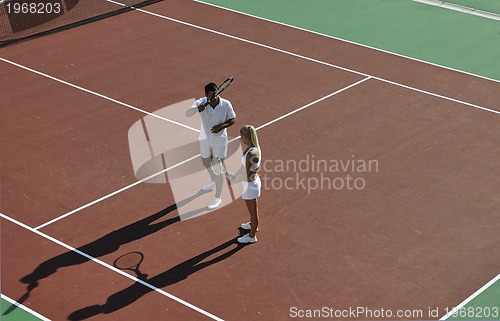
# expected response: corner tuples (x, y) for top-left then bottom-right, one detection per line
(3, 190), (209, 317)
(67, 237), (246, 320)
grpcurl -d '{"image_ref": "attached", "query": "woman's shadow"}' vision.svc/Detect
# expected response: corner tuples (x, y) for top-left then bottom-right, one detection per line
(4, 190), (210, 317)
(68, 237), (246, 320)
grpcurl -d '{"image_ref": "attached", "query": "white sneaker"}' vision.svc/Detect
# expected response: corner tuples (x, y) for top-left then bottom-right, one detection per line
(238, 233), (257, 244)
(202, 180), (215, 191)
(207, 197), (221, 210)
(240, 222), (258, 231)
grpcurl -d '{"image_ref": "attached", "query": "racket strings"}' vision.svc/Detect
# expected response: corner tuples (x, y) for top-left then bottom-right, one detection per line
(217, 79), (232, 93)
(214, 77), (234, 96)
(211, 157), (226, 175)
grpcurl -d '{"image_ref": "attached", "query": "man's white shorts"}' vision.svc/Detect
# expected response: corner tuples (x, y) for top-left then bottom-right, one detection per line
(199, 139), (228, 159)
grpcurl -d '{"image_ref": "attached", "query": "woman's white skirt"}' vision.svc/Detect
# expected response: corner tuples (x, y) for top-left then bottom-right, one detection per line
(241, 175), (261, 200)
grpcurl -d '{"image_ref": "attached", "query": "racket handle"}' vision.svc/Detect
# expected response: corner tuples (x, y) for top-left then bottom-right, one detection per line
(197, 102), (208, 112)
(201, 98), (211, 108)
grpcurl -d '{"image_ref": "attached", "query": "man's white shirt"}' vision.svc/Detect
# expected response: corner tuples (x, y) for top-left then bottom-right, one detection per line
(191, 97), (236, 146)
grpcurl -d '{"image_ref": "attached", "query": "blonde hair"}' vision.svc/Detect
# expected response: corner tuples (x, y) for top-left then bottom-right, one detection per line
(240, 125), (260, 151)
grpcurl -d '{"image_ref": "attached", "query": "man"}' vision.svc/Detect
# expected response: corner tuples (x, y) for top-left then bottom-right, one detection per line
(186, 82), (237, 209)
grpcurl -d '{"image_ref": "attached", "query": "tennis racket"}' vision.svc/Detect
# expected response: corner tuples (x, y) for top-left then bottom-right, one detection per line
(114, 252), (148, 280)
(211, 156), (227, 176)
(203, 76), (234, 107)
(211, 156), (236, 202)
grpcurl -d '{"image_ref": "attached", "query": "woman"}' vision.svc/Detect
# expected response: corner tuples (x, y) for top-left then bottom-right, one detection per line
(231, 125), (261, 244)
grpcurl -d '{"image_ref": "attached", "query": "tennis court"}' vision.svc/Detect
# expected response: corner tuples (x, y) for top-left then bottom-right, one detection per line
(1, 0), (499, 320)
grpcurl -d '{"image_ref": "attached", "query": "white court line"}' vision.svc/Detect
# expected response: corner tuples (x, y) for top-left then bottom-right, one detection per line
(1, 213), (225, 321)
(34, 153), (200, 230)
(194, 0), (500, 84)
(34, 78), (369, 229)
(412, 0), (500, 21)
(1, 293), (52, 321)
(227, 76), (371, 144)
(255, 77), (372, 131)
(105, 0), (500, 117)
(440, 273), (500, 320)
(0, 58), (200, 134)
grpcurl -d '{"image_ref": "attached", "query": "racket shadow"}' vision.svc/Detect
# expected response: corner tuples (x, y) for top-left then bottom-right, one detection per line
(68, 237), (246, 320)
(114, 251), (149, 281)
(10, 190), (209, 317)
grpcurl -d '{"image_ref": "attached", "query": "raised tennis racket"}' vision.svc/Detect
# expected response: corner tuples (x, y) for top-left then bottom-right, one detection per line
(114, 252), (148, 280)
(203, 76), (234, 107)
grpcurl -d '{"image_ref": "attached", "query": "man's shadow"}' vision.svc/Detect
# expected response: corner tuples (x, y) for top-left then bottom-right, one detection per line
(3, 190), (209, 317)
(68, 237), (246, 321)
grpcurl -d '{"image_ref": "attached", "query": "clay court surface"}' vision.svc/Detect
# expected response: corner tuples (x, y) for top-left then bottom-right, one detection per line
(1, 0), (500, 320)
